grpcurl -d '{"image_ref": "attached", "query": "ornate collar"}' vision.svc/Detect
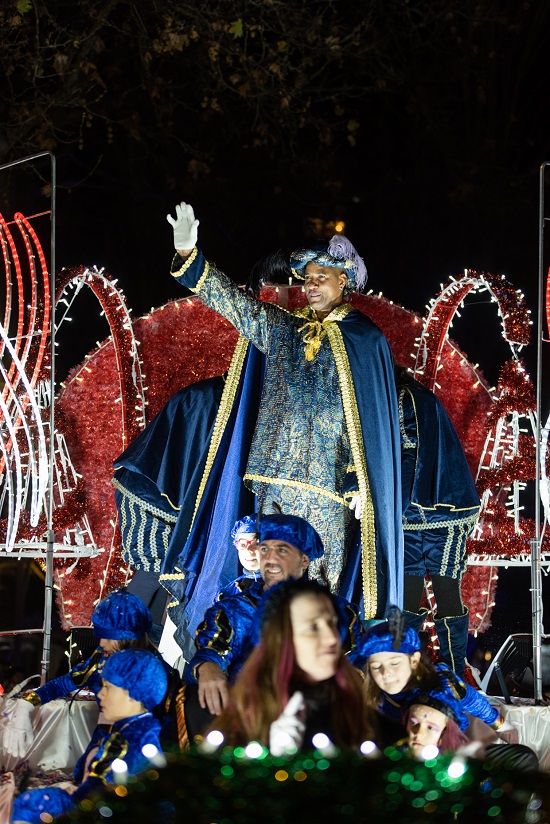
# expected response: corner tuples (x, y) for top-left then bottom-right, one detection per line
(294, 303), (353, 361)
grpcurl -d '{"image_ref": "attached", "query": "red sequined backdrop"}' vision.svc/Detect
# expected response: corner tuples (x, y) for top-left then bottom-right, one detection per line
(52, 277), (534, 632)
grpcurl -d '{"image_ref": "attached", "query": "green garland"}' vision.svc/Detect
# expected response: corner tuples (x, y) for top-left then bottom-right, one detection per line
(62, 746), (544, 824)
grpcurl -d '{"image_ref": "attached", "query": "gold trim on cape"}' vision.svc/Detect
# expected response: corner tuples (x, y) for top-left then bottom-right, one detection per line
(325, 322), (377, 618)
(187, 335), (251, 536)
(243, 473), (345, 505)
(170, 246), (198, 277)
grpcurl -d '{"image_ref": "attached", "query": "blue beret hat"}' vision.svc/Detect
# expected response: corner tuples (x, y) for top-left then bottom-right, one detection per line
(102, 648), (168, 711)
(231, 514), (258, 542)
(358, 619), (421, 659)
(259, 514), (324, 561)
(92, 589), (153, 641)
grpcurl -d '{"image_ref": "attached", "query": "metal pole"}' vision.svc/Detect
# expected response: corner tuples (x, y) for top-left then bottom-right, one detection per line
(533, 162), (549, 702)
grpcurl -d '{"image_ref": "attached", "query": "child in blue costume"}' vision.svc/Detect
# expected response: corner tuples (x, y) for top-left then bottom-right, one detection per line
(12, 649), (167, 823)
(216, 514), (260, 600)
(358, 610), (510, 735)
(3, 590), (155, 759)
(359, 610), (539, 771)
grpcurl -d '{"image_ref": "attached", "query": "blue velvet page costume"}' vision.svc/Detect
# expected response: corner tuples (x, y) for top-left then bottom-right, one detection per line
(377, 662), (499, 728)
(113, 377), (229, 575)
(166, 248), (402, 626)
(217, 570), (260, 600)
(28, 647), (105, 706)
(399, 380), (480, 577)
(12, 713), (162, 824)
(185, 579), (363, 684)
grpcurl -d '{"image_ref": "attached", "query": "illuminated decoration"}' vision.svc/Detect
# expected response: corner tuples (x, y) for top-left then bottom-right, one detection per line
(56, 283), (499, 628)
(56, 266), (146, 452)
(60, 746), (541, 822)
(1, 217), (538, 634)
(409, 270), (537, 634)
(0, 211), (51, 548)
(414, 269), (531, 390)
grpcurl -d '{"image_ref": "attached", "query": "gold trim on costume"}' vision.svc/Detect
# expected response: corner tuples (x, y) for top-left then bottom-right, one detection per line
(112, 478), (180, 517)
(187, 335), (251, 536)
(192, 260), (210, 293)
(399, 388), (417, 449)
(170, 246), (198, 277)
(325, 323), (377, 618)
(402, 512), (479, 530)
(244, 473), (345, 505)
(159, 570), (187, 590)
(22, 691), (42, 707)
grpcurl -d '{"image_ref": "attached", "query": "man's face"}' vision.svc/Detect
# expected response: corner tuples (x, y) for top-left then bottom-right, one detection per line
(234, 534), (260, 572)
(258, 539), (309, 588)
(304, 263), (347, 316)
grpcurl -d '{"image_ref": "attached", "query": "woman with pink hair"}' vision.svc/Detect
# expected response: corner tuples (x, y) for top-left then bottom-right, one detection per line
(207, 579), (376, 753)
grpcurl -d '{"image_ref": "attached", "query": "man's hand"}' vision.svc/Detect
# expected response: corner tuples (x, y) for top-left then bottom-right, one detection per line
(197, 661), (229, 716)
(2, 698), (35, 757)
(349, 494), (363, 520)
(166, 202), (199, 254)
(269, 691), (306, 756)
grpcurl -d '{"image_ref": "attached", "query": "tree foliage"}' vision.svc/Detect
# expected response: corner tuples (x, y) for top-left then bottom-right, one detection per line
(1, 0), (545, 181)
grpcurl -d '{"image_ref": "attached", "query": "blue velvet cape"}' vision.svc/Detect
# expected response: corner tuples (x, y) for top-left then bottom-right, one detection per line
(161, 249), (402, 639)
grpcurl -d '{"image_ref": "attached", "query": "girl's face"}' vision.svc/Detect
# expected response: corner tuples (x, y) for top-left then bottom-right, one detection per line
(291, 593), (341, 684)
(99, 638), (122, 657)
(407, 704), (448, 753)
(367, 650), (420, 694)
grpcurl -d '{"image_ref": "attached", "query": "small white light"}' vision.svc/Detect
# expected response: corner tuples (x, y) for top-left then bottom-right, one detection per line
(360, 740), (377, 756)
(111, 758), (128, 773)
(206, 729), (225, 747)
(447, 757), (466, 778)
(312, 733), (330, 750)
(245, 741), (264, 759)
(420, 744), (439, 760)
(141, 744), (158, 759)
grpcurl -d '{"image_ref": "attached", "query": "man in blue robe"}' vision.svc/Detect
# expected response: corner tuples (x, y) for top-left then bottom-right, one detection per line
(162, 202), (402, 635)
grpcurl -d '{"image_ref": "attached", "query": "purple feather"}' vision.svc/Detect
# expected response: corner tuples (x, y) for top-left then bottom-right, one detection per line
(328, 235), (368, 290)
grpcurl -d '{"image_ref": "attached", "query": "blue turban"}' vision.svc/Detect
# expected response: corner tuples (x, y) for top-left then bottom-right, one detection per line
(92, 589), (152, 641)
(290, 235), (368, 294)
(230, 514), (257, 542)
(259, 514), (324, 561)
(102, 649), (168, 711)
(407, 688), (470, 732)
(358, 619), (421, 659)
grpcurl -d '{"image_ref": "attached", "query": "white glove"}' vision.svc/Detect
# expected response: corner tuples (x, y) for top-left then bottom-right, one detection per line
(166, 202), (199, 251)
(349, 494), (363, 520)
(2, 698), (35, 758)
(269, 691), (306, 757)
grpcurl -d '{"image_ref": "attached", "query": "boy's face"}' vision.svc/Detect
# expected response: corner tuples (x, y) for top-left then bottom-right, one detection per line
(98, 679), (142, 723)
(234, 534), (260, 572)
